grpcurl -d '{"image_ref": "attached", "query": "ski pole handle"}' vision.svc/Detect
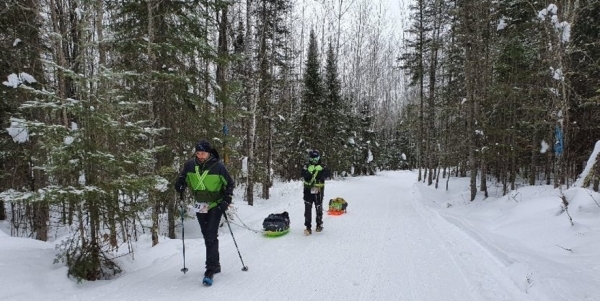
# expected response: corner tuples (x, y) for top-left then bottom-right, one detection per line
(178, 192), (186, 217)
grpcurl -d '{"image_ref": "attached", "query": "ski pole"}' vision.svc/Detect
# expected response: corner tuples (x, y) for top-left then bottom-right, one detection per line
(179, 193), (189, 274)
(223, 213), (249, 271)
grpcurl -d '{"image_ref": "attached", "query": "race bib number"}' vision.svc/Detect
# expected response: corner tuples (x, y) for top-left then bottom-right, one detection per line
(310, 187), (320, 194)
(194, 202), (209, 214)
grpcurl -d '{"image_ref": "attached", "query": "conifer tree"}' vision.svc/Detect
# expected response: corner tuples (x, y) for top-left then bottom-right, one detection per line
(300, 29), (325, 150)
(323, 41), (352, 175)
(0, 0), (44, 222)
(253, 0), (293, 198)
(400, 0), (428, 182)
(0, 0), (166, 280)
(437, 0), (466, 179)
(569, 0), (600, 186)
(109, 0), (226, 243)
(490, 0), (537, 190)
(357, 102), (376, 175)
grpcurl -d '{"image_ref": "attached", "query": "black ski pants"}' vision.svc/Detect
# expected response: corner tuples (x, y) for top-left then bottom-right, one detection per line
(303, 191), (323, 229)
(196, 207), (223, 270)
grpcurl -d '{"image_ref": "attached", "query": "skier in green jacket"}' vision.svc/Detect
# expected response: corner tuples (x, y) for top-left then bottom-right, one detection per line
(301, 149), (329, 235)
(175, 140), (234, 282)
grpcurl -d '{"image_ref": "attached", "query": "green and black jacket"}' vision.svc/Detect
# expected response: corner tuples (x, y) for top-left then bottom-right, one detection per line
(176, 156), (234, 210)
(301, 159), (329, 194)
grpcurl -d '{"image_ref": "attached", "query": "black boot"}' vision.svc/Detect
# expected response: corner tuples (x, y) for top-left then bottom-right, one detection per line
(204, 269), (215, 280)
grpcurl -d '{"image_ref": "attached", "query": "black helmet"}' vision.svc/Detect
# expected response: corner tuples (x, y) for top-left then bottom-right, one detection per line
(307, 150), (320, 164)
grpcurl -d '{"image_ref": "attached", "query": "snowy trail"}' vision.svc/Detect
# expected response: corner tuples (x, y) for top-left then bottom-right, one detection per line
(44, 171), (527, 301)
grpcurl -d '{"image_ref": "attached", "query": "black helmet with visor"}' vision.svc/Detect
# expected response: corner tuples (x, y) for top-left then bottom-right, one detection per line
(308, 150), (320, 165)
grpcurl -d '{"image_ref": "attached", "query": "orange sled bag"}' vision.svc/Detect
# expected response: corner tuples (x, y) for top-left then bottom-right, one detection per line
(328, 197), (348, 215)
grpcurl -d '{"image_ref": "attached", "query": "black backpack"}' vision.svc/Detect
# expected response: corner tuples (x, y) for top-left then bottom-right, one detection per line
(262, 211), (290, 232)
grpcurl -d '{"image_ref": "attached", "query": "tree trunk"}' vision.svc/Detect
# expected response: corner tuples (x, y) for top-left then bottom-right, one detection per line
(418, 10), (424, 183)
(33, 202), (49, 241)
(530, 132), (538, 186)
(480, 158), (488, 198)
(244, 0), (255, 206)
(146, 0), (160, 247)
(427, 0), (442, 186)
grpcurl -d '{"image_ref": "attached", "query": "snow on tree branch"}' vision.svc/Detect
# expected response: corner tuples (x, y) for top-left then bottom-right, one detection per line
(2, 73), (37, 88)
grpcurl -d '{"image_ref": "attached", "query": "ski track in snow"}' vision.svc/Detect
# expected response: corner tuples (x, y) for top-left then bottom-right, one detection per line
(415, 185), (600, 301)
(24, 171), (532, 301)
(410, 183), (530, 301)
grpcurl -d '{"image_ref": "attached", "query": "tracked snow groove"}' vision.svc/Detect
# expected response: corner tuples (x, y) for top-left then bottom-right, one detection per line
(410, 182), (530, 301)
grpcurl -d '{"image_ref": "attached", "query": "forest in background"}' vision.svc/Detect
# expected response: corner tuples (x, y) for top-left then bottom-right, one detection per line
(1, 0), (599, 280)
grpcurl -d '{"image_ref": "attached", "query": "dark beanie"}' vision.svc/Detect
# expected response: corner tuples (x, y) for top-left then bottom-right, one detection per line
(195, 140), (212, 153)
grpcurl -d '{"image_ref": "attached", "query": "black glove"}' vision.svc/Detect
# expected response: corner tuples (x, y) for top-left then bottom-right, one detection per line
(218, 201), (229, 212)
(175, 183), (185, 194)
(219, 195), (232, 212)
